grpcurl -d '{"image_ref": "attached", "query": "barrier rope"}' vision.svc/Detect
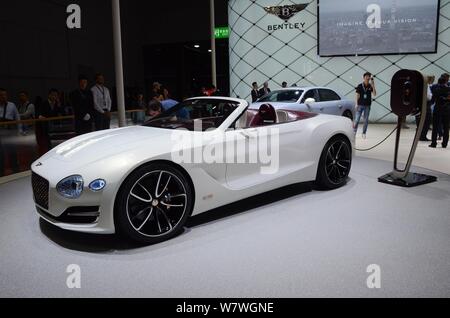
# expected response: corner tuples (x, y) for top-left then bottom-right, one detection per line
(355, 126), (398, 152)
(354, 111), (399, 152)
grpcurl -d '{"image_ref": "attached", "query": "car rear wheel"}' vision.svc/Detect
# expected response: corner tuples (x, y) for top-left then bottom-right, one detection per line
(115, 163), (194, 244)
(316, 136), (352, 190)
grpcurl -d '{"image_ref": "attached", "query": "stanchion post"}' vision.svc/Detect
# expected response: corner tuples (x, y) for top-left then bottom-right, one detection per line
(112, 0), (126, 127)
(210, 0), (217, 88)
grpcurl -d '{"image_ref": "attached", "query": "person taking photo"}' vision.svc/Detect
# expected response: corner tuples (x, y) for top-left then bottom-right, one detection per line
(354, 72), (377, 139)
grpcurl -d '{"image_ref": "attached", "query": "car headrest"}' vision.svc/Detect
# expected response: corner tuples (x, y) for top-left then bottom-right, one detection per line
(258, 104), (277, 124)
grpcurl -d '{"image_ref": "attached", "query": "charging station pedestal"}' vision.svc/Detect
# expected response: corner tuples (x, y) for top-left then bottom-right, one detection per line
(378, 70), (437, 188)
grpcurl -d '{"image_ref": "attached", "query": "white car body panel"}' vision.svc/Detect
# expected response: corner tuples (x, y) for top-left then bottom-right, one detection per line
(31, 97), (354, 234)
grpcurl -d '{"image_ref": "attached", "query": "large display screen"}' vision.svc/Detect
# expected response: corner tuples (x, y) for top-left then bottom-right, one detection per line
(318, 0), (440, 57)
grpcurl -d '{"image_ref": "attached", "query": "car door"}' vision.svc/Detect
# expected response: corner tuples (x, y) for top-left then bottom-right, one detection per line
(224, 114), (304, 190)
(223, 126), (265, 190)
(300, 89), (322, 113)
(317, 89), (342, 116)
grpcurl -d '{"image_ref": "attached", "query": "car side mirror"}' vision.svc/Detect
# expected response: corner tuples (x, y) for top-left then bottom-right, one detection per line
(305, 98), (316, 106)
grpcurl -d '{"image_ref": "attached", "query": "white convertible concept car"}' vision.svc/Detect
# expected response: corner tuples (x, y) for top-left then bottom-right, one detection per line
(32, 97), (354, 244)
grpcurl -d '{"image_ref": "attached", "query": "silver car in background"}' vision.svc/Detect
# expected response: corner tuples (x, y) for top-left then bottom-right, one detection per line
(251, 87), (355, 120)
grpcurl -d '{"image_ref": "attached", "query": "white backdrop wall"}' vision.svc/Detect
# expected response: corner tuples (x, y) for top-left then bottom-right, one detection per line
(229, 0), (450, 123)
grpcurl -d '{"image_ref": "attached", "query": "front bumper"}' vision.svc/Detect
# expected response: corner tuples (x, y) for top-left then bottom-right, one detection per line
(31, 171), (116, 234)
(35, 204), (115, 235)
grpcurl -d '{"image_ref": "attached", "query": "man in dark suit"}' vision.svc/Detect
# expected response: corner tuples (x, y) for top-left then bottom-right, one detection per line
(37, 89), (64, 118)
(430, 77), (450, 149)
(70, 75), (94, 135)
(259, 81), (271, 98)
(35, 88), (64, 155)
(251, 82), (260, 103)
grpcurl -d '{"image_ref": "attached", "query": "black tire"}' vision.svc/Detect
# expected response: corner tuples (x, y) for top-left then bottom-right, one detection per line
(114, 163), (194, 244)
(315, 136), (352, 190)
(343, 110), (353, 121)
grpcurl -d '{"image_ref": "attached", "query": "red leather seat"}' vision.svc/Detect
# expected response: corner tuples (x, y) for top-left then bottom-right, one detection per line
(249, 104), (277, 127)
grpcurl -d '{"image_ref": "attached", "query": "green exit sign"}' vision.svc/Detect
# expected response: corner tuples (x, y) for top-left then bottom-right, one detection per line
(215, 27), (230, 39)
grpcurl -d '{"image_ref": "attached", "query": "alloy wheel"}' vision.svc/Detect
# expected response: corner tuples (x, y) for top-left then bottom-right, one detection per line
(325, 140), (351, 185)
(126, 170), (188, 237)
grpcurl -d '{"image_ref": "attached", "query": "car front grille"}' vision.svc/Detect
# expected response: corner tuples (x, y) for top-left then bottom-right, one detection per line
(32, 172), (49, 210)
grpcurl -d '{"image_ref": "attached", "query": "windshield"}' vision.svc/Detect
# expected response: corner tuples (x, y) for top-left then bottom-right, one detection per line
(144, 99), (239, 131)
(257, 90), (304, 103)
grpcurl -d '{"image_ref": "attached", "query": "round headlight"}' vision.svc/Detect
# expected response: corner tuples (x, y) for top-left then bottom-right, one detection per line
(89, 179), (106, 192)
(57, 175), (84, 199)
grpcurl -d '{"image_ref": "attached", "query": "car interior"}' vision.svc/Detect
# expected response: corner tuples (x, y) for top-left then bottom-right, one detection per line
(234, 104), (317, 129)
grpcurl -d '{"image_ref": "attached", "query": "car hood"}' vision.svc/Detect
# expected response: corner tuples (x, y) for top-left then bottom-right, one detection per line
(41, 126), (178, 164)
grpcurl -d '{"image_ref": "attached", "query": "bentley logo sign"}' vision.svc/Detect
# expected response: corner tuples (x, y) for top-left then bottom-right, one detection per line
(264, 3), (309, 21)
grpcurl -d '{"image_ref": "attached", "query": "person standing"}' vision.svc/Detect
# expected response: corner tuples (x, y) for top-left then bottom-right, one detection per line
(17, 91), (35, 119)
(70, 75), (94, 136)
(416, 76), (434, 141)
(430, 77), (450, 149)
(354, 72), (377, 139)
(282, 81), (288, 88)
(0, 88), (20, 176)
(259, 81), (271, 97)
(0, 88), (20, 123)
(91, 73), (112, 130)
(150, 82), (162, 100)
(17, 91), (35, 135)
(442, 73), (450, 86)
(132, 92), (146, 125)
(35, 89), (64, 155)
(251, 82), (260, 103)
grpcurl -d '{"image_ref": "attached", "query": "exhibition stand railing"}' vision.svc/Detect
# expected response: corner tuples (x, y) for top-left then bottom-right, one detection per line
(0, 109), (146, 179)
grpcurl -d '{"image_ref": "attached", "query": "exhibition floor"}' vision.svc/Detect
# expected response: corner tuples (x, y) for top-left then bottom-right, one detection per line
(356, 124), (450, 175)
(0, 156), (449, 298)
